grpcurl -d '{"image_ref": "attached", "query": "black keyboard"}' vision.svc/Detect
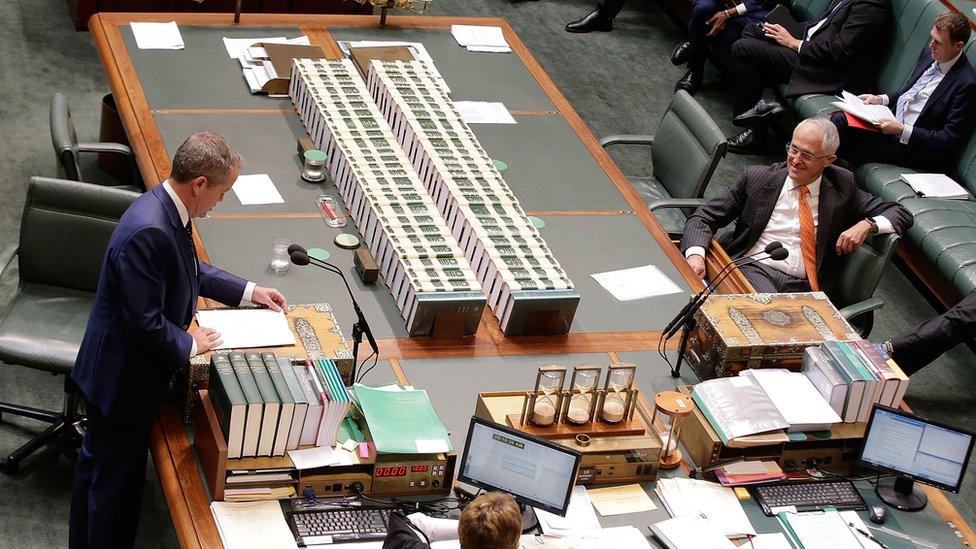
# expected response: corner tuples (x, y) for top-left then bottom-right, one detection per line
(751, 480), (867, 516)
(286, 508), (391, 546)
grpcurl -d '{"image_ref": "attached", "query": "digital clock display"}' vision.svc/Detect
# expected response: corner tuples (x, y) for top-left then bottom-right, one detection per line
(375, 466), (407, 477)
(411, 465), (429, 473)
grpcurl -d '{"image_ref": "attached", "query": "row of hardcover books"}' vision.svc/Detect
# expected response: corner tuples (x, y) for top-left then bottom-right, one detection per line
(208, 352), (350, 460)
(802, 340), (910, 423)
(289, 58), (487, 337)
(365, 60), (579, 335)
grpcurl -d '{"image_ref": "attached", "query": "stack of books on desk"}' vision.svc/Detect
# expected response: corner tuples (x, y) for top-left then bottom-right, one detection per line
(365, 60), (580, 335)
(289, 59), (487, 337)
(802, 340), (910, 423)
(209, 353), (352, 459)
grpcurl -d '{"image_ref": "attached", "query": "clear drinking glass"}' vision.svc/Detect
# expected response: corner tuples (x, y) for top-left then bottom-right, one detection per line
(270, 238), (291, 273)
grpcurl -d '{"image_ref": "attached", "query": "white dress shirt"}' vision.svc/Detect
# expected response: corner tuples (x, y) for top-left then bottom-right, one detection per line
(685, 176), (893, 279)
(881, 51), (962, 144)
(162, 180), (256, 357)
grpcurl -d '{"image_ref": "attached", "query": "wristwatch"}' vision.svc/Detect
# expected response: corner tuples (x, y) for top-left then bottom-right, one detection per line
(865, 218), (879, 235)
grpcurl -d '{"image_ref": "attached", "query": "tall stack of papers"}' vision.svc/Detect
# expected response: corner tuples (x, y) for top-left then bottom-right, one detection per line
(450, 25), (511, 53)
(656, 478), (756, 538)
(130, 22), (185, 50)
(289, 58), (486, 336)
(900, 173), (970, 199)
(352, 384), (452, 454)
(830, 91), (895, 125)
(211, 501), (295, 549)
(366, 60), (579, 335)
(650, 513), (736, 549)
(739, 369), (841, 432)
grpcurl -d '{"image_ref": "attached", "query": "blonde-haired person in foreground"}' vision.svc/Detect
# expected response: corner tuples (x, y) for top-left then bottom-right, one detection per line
(383, 492), (522, 548)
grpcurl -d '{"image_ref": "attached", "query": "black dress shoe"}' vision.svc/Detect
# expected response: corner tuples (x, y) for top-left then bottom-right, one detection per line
(733, 99), (786, 128)
(727, 129), (765, 155)
(671, 41), (691, 66)
(674, 69), (702, 94)
(566, 8), (613, 33)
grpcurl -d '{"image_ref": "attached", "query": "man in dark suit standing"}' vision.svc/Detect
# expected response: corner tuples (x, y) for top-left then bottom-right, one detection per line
(832, 12), (976, 173)
(681, 118), (911, 295)
(69, 131), (288, 548)
(726, 0), (891, 153)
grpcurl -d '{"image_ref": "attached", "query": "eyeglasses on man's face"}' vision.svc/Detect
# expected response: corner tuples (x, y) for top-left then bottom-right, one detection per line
(786, 143), (831, 163)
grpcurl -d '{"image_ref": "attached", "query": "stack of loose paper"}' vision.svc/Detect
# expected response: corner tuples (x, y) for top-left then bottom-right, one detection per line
(450, 24), (511, 53)
(222, 35), (310, 58)
(452, 101), (517, 124)
(210, 501), (295, 549)
(591, 264), (683, 301)
(225, 36), (310, 93)
(777, 510), (864, 549)
(830, 91), (895, 125)
(534, 486), (601, 533)
(650, 512), (736, 549)
(739, 369), (841, 432)
(195, 308), (295, 349)
(130, 22), (185, 50)
(900, 173), (970, 199)
(353, 384), (452, 454)
(656, 478), (756, 538)
(714, 460), (787, 486)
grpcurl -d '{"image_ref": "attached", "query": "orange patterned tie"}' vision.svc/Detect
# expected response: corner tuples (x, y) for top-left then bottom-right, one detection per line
(796, 185), (820, 291)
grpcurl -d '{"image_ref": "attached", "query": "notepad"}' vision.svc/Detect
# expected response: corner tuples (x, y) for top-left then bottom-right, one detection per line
(130, 22), (184, 50)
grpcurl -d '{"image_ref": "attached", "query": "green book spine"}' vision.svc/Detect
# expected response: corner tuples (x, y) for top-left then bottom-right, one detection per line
(246, 352), (281, 404)
(229, 351), (262, 457)
(245, 352), (280, 456)
(262, 353), (293, 405)
(836, 341), (875, 381)
(209, 353), (245, 459)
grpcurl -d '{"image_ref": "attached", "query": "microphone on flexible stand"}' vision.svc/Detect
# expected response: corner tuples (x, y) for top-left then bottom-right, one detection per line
(288, 244), (378, 384)
(664, 244), (789, 378)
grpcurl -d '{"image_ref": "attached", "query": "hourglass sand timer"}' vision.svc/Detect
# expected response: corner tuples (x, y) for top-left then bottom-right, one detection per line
(563, 366), (601, 425)
(599, 363), (637, 423)
(519, 366), (566, 427)
(653, 390), (692, 469)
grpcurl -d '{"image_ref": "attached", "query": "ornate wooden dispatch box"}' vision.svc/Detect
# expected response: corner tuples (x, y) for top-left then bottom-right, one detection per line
(684, 293), (859, 380)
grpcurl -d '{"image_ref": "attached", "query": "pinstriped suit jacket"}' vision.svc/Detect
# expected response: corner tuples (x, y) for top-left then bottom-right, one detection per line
(679, 162), (912, 294)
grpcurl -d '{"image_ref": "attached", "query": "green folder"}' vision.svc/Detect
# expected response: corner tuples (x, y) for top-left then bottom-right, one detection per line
(352, 384), (453, 454)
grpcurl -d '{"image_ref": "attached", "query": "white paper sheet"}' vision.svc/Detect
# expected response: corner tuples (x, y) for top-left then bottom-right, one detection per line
(656, 478), (756, 538)
(210, 501), (295, 549)
(453, 101), (517, 124)
(287, 446), (339, 470)
(901, 173), (971, 199)
(450, 25), (511, 53)
(829, 90), (895, 125)
(749, 532), (794, 549)
(130, 22), (185, 50)
(778, 511), (863, 549)
(196, 308), (295, 349)
(652, 513), (736, 549)
(339, 40), (451, 93)
(222, 35), (309, 58)
(591, 264), (683, 301)
(535, 486), (601, 533)
(586, 484), (657, 516)
(233, 174), (285, 205)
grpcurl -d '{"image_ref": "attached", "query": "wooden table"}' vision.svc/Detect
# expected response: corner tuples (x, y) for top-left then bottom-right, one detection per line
(89, 13), (974, 548)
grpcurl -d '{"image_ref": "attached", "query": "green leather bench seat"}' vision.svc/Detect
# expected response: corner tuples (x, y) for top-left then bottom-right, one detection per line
(857, 164), (922, 202)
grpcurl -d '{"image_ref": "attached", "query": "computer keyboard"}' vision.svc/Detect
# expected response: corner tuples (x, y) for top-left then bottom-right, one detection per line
(751, 480), (867, 516)
(286, 507), (391, 546)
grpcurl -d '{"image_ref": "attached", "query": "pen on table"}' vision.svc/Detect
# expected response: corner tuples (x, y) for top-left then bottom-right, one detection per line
(848, 522), (888, 548)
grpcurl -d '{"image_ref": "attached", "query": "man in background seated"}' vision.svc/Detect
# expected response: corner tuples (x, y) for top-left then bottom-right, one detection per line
(383, 492), (522, 548)
(727, 0), (891, 153)
(565, 0), (624, 33)
(681, 118), (911, 295)
(832, 12), (976, 173)
(669, 0), (780, 94)
(884, 293), (976, 376)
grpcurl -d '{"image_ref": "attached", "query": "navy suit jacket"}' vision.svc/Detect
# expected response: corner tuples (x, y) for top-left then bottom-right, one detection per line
(680, 163), (912, 295)
(72, 184), (247, 425)
(888, 47), (976, 159)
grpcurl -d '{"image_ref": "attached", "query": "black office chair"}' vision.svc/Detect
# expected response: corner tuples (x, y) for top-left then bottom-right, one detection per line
(50, 92), (144, 192)
(0, 177), (138, 473)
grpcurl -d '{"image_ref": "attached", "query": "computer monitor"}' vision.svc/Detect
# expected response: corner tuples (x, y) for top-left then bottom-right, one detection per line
(457, 416), (581, 520)
(859, 404), (975, 511)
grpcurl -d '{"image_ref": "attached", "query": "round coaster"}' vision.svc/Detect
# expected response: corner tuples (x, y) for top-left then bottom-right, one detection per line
(303, 149), (327, 162)
(334, 234), (361, 250)
(529, 216), (546, 229)
(787, 432), (808, 442)
(307, 247), (331, 261)
(492, 159), (508, 171)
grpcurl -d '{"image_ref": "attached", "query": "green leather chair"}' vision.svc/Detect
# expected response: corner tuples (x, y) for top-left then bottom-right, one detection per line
(50, 92), (144, 192)
(831, 233), (902, 338)
(0, 177), (138, 472)
(600, 91), (727, 235)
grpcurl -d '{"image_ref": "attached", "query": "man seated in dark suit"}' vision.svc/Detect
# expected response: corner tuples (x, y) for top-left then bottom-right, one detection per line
(669, 0), (781, 94)
(69, 131), (288, 548)
(384, 492), (522, 548)
(832, 12), (976, 173)
(681, 118), (911, 295)
(727, 0), (891, 153)
(883, 292), (976, 376)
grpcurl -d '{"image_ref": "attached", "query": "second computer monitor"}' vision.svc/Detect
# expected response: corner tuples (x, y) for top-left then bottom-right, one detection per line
(457, 416), (581, 516)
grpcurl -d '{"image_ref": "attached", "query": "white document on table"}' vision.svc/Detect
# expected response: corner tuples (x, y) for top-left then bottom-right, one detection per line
(901, 173), (971, 199)
(196, 308), (295, 349)
(453, 101), (517, 124)
(287, 446), (339, 470)
(748, 533), (794, 549)
(650, 512), (736, 549)
(210, 500), (295, 549)
(591, 264), (683, 301)
(656, 478), (756, 538)
(338, 40), (451, 93)
(222, 35), (309, 58)
(777, 510), (863, 549)
(233, 174), (285, 205)
(450, 24), (511, 53)
(535, 486), (601, 533)
(130, 22), (185, 50)
(586, 483), (657, 516)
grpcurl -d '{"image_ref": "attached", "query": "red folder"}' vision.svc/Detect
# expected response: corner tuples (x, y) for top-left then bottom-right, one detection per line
(845, 112), (880, 132)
